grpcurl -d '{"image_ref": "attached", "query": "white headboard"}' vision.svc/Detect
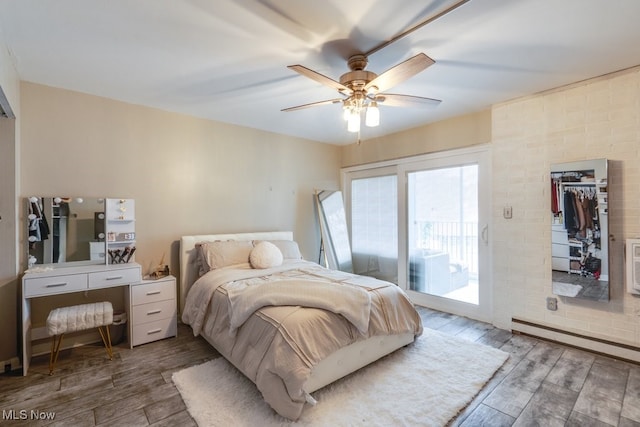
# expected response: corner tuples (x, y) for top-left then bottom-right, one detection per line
(179, 231), (293, 314)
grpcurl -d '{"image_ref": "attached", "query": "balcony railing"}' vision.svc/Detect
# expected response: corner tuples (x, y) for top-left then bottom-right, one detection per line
(414, 221), (478, 275)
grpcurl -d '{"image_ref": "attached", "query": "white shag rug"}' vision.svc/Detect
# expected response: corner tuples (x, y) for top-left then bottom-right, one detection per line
(172, 329), (509, 426)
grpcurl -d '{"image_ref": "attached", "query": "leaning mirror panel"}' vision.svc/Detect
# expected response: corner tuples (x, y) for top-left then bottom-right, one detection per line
(314, 190), (353, 273)
(550, 159), (609, 301)
(27, 196), (106, 267)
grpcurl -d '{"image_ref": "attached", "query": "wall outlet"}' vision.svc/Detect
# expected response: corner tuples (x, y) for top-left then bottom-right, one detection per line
(546, 297), (558, 311)
(503, 206), (513, 219)
(1, 357), (20, 373)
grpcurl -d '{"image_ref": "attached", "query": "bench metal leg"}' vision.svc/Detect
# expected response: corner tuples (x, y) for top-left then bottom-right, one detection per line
(48, 325), (113, 375)
(49, 334), (64, 375)
(98, 325), (114, 360)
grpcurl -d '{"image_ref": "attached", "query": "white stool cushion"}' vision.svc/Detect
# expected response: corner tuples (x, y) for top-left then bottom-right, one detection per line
(47, 302), (114, 336)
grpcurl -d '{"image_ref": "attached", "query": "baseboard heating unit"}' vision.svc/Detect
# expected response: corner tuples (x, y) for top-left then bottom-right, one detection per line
(511, 318), (640, 364)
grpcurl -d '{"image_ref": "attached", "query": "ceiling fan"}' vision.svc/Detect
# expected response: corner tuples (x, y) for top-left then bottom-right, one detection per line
(282, 0), (471, 134)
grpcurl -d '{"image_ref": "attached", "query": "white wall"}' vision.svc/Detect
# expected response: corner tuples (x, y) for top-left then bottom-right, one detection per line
(341, 110), (491, 167)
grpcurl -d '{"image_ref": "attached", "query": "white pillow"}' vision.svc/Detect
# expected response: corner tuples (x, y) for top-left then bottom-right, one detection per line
(249, 241), (283, 269)
(196, 240), (253, 276)
(253, 240), (303, 260)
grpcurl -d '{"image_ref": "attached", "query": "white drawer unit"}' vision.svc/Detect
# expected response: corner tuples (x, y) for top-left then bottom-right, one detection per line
(131, 279), (176, 304)
(131, 298), (176, 325)
(128, 275), (177, 347)
(131, 317), (178, 347)
(551, 225), (569, 273)
(23, 273), (87, 297)
(89, 266), (142, 289)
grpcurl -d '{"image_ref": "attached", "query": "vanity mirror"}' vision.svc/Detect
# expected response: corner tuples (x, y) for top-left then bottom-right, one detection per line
(550, 159), (609, 301)
(27, 196), (106, 267)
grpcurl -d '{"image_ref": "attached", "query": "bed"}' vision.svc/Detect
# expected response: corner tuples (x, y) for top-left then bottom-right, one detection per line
(179, 231), (423, 420)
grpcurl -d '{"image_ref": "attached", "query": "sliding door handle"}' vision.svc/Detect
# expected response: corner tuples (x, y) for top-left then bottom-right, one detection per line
(481, 224), (489, 245)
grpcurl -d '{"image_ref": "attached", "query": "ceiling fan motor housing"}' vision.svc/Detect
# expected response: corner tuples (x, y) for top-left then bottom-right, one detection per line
(341, 54), (378, 92)
(340, 70), (377, 91)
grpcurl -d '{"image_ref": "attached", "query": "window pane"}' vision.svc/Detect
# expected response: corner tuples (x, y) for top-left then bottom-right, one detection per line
(351, 175), (398, 284)
(408, 165), (478, 304)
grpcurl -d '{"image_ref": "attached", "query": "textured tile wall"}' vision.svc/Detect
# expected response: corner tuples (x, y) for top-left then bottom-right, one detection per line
(492, 67), (640, 346)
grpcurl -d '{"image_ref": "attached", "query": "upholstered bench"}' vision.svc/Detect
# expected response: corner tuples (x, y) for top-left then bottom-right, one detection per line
(46, 301), (114, 375)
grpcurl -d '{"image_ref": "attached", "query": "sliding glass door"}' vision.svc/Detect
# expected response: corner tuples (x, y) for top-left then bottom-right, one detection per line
(344, 147), (491, 322)
(407, 165), (479, 303)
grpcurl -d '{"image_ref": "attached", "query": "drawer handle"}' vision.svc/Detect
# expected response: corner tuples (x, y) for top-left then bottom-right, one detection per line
(46, 282), (68, 288)
(146, 290), (161, 296)
(147, 328), (162, 335)
(106, 275), (124, 281)
(147, 309), (162, 315)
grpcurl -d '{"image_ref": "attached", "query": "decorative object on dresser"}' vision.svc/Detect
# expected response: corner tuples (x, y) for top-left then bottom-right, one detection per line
(179, 231), (423, 421)
(173, 328), (509, 426)
(147, 253), (170, 280)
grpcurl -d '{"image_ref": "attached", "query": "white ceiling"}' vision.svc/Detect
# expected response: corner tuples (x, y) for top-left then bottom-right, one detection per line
(1, 0), (639, 145)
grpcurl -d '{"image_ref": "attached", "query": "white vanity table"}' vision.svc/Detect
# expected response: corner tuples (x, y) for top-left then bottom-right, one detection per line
(21, 263), (142, 375)
(21, 197), (177, 375)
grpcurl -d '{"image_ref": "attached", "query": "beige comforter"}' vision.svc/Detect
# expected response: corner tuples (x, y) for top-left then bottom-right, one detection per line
(182, 259), (423, 420)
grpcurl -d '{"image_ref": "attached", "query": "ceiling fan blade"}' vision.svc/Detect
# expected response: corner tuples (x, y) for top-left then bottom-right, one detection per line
(365, 53), (435, 93)
(281, 98), (343, 112)
(288, 65), (351, 94)
(375, 93), (441, 107)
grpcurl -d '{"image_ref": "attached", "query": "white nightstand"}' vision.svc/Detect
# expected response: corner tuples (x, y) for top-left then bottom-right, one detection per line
(127, 275), (177, 347)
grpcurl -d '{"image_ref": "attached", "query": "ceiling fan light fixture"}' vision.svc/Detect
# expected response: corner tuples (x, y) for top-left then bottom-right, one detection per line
(343, 102), (351, 121)
(347, 111), (361, 133)
(365, 101), (379, 127)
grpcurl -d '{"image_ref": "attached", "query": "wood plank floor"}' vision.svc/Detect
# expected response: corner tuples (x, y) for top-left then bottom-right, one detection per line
(2, 306), (640, 426)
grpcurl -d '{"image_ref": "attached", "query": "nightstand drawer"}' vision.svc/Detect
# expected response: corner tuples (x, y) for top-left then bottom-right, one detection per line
(89, 266), (141, 289)
(131, 299), (177, 325)
(132, 279), (176, 305)
(23, 273), (87, 297)
(132, 317), (177, 346)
